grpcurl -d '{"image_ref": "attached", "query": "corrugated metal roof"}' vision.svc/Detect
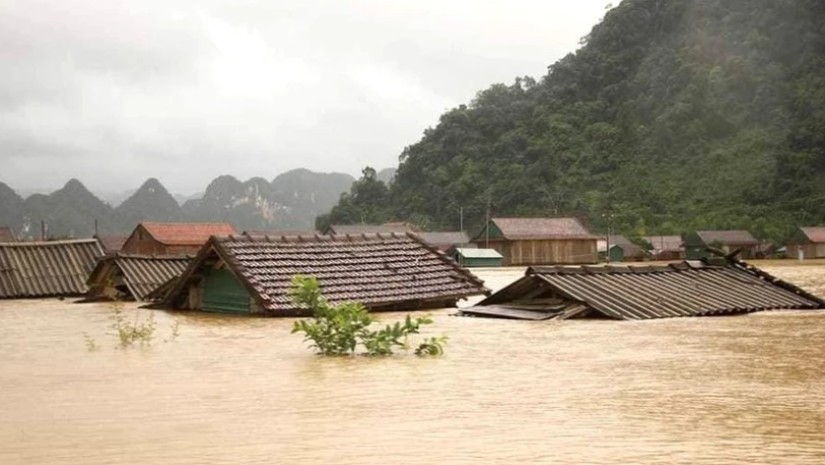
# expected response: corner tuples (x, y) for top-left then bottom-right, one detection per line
(455, 248), (502, 259)
(167, 232), (488, 315)
(0, 239), (104, 298)
(86, 254), (191, 301)
(488, 218), (597, 240)
(695, 230), (758, 246)
(418, 231), (471, 250)
(139, 222), (237, 246)
(799, 227), (825, 243)
(470, 260), (824, 320)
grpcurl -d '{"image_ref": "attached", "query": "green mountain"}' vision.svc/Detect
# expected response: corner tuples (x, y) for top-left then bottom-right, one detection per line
(23, 179), (115, 238)
(115, 178), (183, 226)
(324, 0), (825, 241)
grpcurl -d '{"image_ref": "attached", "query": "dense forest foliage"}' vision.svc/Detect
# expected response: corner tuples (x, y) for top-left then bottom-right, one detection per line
(322, 0), (825, 242)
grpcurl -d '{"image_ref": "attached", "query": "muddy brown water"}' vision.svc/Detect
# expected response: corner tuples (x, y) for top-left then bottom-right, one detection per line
(2, 263), (825, 464)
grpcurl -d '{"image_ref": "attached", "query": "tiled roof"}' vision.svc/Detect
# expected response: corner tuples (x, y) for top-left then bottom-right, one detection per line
(417, 231), (470, 249)
(0, 226), (16, 242)
(695, 230), (758, 245)
(799, 227), (825, 243)
(489, 217), (597, 240)
(140, 222), (237, 246)
(86, 254), (191, 301)
(0, 239), (104, 298)
(328, 223), (415, 235)
(169, 232), (488, 315)
(608, 235), (646, 258)
(95, 235), (128, 253)
(468, 260), (824, 320)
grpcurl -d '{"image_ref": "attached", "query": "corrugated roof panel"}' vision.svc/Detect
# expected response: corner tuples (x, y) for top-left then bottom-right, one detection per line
(475, 261), (824, 320)
(0, 239), (104, 298)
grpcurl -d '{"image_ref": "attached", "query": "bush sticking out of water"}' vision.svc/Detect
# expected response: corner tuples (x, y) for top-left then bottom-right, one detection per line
(290, 275), (447, 357)
(111, 303), (157, 348)
(82, 332), (99, 351)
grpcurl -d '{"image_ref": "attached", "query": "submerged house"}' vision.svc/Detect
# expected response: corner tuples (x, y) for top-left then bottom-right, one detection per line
(452, 248), (503, 268)
(461, 259), (825, 321)
(86, 254), (191, 302)
(94, 234), (128, 255)
(644, 235), (684, 261)
(605, 235), (647, 262)
(0, 239), (104, 299)
(324, 222), (417, 235)
(121, 222), (237, 256)
(786, 227), (825, 260)
(418, 231), (471, 252)
(472, 217), (599, 266)
(684, 230), (760, 259)
(165, 232), (488, 316)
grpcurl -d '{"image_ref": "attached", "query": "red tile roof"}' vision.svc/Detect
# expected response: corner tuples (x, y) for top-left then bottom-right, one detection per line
(140, 222), (237, 246)
(168, 232), (488, 315)
(0, 226), (16, 242)
(95, 235), (128, 253)
(799, 227), (825, 243)
(489, 217), (597, 240)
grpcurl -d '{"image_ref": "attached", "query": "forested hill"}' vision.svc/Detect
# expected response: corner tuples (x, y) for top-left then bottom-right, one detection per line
(321, 0), (825, 242)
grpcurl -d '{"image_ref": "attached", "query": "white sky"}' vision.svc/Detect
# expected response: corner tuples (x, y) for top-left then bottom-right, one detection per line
(0, 0), (612, 195)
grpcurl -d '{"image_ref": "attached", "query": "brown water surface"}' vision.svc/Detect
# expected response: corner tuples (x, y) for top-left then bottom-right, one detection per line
(2, 265), (825, 464)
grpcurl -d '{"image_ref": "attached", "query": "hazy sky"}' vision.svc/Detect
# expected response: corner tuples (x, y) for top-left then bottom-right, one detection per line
(0, 0), (611, 195)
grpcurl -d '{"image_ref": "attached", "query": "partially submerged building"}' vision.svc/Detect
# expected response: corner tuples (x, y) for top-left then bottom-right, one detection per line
(121, 222), (237, 256)
(644, 235), (684, 261)
(460, 259), (824, 320)
(604, 235), (647, 262)
(786, 227), (825, 260)
(0, 239), (104, 298)
(471, 217), (598, 265)
(684, 230), (760, 259)
(94, 234), (128, 255)
(165, 232), (488, 316)
(86, 254), (191, 302)
(418, 231), (471, 252)
(452, 248), (503, 268)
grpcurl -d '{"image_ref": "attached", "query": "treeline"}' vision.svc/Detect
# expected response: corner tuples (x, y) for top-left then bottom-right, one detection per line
(320, 0), (825, 242)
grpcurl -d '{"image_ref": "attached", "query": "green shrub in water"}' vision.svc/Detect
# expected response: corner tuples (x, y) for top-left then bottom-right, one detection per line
(290, 275), (447, 356)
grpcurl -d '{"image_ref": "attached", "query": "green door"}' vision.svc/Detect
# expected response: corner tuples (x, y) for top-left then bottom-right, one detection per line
(202, 268), (251, 314)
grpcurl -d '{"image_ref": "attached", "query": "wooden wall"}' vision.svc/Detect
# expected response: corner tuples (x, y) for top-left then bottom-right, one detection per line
(487, 239), (597, 265)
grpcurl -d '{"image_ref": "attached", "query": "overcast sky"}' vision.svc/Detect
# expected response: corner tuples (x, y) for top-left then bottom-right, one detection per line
(0, 0), (610, 195)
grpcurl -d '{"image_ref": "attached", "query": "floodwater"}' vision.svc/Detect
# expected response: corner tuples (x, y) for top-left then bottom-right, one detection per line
(2, 263), (825, 465)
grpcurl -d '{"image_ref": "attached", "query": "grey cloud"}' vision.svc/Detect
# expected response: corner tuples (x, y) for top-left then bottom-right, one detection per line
(0, 0), (610, 194)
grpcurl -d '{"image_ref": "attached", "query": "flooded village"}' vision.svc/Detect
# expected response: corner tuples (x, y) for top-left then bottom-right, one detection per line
(3, 0), (825, 463)
(2, 218), (825, 464)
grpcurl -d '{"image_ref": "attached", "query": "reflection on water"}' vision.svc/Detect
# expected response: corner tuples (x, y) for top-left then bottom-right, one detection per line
(1, 265), (825, 465)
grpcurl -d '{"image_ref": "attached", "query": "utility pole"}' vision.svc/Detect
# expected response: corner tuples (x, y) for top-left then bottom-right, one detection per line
(459, 207), (463, 232)
(485, 198), (491, 249)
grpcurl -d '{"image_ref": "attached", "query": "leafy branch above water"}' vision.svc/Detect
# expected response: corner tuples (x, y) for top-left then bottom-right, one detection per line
(290, 275), (448, 356)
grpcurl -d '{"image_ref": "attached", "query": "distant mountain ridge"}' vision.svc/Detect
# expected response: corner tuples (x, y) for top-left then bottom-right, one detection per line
(0, 168), (362, 238)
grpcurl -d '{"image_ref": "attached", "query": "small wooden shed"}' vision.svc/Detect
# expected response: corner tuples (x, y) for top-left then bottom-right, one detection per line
(164, 232), (488, 316)
(121, 222), (236, 256)
(453, 248), (503, 268)
(684, 230), (760, 259)
(644, 235), (684, 261)
(786, 227), (825, 260)
(471, 217), (598, 266)
(606, 235), (647, 263)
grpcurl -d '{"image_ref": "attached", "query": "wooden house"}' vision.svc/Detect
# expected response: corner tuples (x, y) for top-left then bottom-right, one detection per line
(85, 254), (191, 302)
(94, 234), (128, 255)
(471, 217), (598, 265)
(460, 259), (825, 321)
(0, 239), (104, 298)
(164, 232), (488, 316)
(121, 222), (236, 256)
(683, 230), (760, 259)
(644, 235), (684, 261)
(786, 227), (825, 260)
